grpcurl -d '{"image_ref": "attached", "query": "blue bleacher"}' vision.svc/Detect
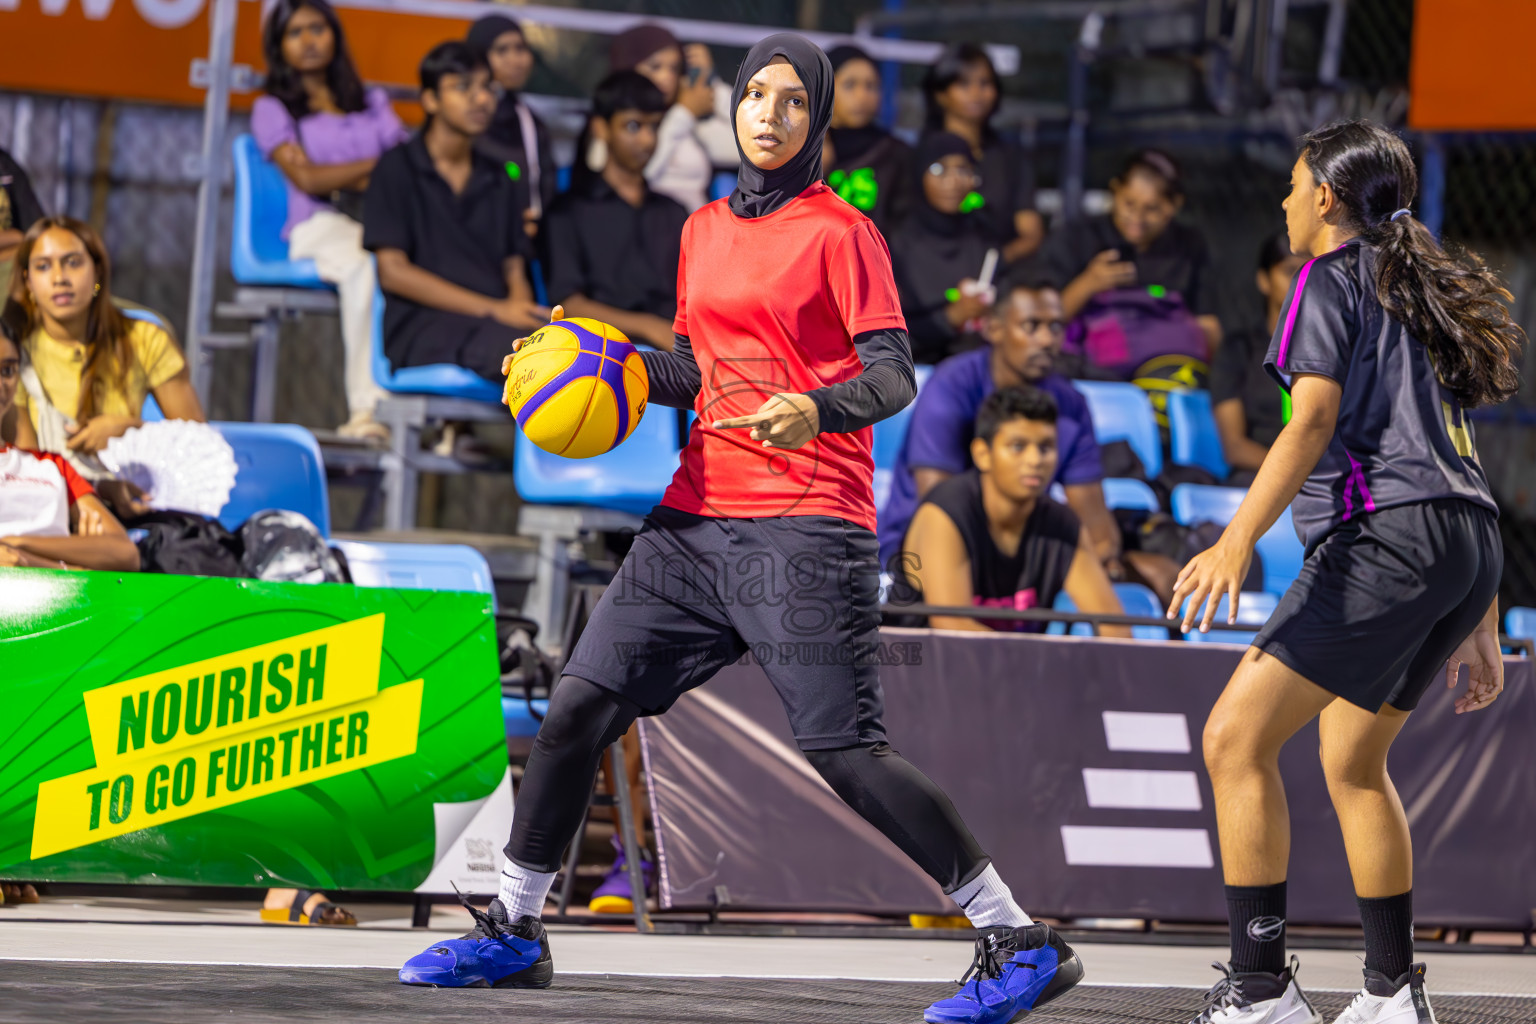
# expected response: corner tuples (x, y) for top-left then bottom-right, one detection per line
(1050, 582), (1170, 641)
(871, 363), (936, 512)
(369, 288), (503, 401)
(215, 422), (330, 535)
(513, 401), (683, 518)
(230, 134), (328, 289)
(1180, 591), (1279, 646)
(1102, 477), (1160, 512)
(1073, 380), (1162, 480)
(1170, 483), (1305, 596)
(1167, 389), (1230, 480)
(1505, 607), (1536, 644)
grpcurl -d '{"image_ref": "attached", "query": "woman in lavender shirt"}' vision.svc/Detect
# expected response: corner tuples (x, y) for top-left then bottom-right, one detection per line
(252, 0), (407, 440)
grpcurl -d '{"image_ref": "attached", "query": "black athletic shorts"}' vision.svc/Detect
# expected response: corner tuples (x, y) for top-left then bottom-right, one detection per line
(562, 506), (888, 750)
(1254, 498), (1501, 713)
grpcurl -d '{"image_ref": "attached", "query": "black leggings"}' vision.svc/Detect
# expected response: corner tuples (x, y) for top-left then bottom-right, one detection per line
(505, 676), (989, 893)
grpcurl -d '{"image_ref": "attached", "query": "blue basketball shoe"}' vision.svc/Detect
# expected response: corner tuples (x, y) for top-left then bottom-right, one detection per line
(399, 895), (553, 989)
(924, 923), (1085, 1023)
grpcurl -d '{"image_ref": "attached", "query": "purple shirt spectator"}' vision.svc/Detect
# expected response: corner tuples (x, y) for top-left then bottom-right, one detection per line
(250, 87), (409, 240)
(877, 347), (1103, 567)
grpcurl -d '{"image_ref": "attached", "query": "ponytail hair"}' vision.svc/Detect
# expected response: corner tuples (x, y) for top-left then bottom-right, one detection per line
(1300, 119), (1525, 409)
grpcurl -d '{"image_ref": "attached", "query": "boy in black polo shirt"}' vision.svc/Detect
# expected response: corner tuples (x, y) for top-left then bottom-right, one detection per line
(543, 72), (687, 352)
(364, 42), (548, 381)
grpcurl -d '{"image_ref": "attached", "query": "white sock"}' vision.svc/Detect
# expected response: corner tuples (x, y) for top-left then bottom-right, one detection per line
(497, 861), (556, 920)
(950, 864), (1033, 929)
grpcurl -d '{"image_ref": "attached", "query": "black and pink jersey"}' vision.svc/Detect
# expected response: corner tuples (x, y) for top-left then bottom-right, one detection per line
(1265, 238), (1497, 551)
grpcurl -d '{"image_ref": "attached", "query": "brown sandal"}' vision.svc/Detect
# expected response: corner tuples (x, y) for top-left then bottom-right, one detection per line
(259, 889), (356, 926)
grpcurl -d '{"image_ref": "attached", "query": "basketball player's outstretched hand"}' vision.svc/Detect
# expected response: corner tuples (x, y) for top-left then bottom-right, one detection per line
(713, 392), (820, 450)
(501, 304), (566, 385)
(1167, 535), (1251, 634)
(1447, 625), (1503, 714)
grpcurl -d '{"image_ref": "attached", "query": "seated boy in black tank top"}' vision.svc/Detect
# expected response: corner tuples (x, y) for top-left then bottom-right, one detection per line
(892, 387), (1130, 636)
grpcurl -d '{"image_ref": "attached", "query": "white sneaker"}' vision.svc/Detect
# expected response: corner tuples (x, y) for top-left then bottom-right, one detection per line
(1190, 957), (1322, 1024)
(1332, 964), (1436, 1024)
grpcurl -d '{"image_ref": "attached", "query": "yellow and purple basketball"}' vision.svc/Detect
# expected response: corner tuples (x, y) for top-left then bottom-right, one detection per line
(503, 317), (650, 458)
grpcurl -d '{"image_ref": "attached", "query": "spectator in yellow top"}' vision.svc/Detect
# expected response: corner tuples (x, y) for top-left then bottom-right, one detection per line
(1, 217), (205, 516)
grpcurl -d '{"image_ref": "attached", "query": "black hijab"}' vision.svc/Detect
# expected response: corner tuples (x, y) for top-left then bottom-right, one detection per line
(729, 33), (833, 219)
(910, 131), (977, 239)
(825, 44), (887, 165)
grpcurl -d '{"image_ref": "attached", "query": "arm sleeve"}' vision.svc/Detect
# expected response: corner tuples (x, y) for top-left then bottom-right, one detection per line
(250, 97), (299, 159)
(361, 149), (412, 254)
(1010, 144), (1037, 214)
(1038, 223), (1082, 290)
(640, 334), (702, 409)
(541, 203), (585, 303)
(1265, 257), (1355, 387)
(805, 328), (917, 434)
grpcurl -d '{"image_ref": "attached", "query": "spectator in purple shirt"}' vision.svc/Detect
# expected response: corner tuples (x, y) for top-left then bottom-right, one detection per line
(879, 278), (1180, 601)
(251, 0), (408, 442)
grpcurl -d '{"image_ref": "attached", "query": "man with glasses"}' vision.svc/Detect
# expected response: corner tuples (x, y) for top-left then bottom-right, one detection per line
(877, 280), (1128, 586)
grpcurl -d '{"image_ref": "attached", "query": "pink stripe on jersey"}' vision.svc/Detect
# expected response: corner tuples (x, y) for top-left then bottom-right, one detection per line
(1275, 256), (1318, 370)
(1345, 450), (1377, 513)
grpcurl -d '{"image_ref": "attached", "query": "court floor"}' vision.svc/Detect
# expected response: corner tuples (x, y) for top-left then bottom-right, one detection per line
(2, 897), (1532, 1023)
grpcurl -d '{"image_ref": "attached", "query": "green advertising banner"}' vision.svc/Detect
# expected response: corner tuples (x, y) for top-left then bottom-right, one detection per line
(0, 568), (509, 891)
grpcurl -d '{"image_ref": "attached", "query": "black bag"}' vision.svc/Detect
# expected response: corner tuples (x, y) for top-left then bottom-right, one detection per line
(239, 510), (347, 583)
(132, 511), (247, 578)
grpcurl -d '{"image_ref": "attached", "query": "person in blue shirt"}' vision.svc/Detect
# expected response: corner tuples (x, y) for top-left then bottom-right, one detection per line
(878, 278), (1177, 599)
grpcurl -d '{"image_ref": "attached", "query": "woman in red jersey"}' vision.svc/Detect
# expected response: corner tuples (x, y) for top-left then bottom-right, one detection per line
(398, 35), (1084, 1024)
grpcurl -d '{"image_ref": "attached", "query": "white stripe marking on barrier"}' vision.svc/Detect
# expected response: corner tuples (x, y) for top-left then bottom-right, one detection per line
(1082, 768), (1203, 811)
(1061, 825), (1214, 868)
(1102, 711), (1192, 753)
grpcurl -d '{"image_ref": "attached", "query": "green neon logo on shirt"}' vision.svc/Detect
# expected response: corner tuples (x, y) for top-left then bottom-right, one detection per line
(829, 167), (879, 211)
(959, 191), (986, 213)
(504, 161), (523, 181)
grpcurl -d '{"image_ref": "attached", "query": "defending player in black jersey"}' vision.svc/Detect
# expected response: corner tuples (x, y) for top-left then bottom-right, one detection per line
(1170, 120), (1525, 1024)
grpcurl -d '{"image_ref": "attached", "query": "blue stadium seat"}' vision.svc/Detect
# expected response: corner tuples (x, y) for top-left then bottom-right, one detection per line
(1072, 380), (1162, 479)
(503, 697), (549, 738)
(871, 363), (936, 512)
(1170, 484), (1305, 595)
(1050, 582), (1170, 641)
(514, 404), (682, 517)
(710, 170), (738, 201)
(1504, 607), (1536, 644)
(331, 540), (494, 595)
(1167, 389), (1230, 480)
(1102, 477), (1160, 512)
(214, 422), (330, 535)
(555, 164), (572, 193)
(1180, 591), (1279, 646)
(229, 134), (328, 289)
(1170, 483), (1245, 527)
(369, 287), (503, 401)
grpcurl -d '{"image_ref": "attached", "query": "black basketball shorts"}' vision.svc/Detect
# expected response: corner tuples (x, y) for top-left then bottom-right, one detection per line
(561, 505), (889, 749)
(1254, 498), (1502, 713)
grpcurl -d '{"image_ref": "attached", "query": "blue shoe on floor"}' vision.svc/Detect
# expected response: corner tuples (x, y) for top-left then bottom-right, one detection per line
(399, 896), (553, 988)
(924, 923), (1084, 1023)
